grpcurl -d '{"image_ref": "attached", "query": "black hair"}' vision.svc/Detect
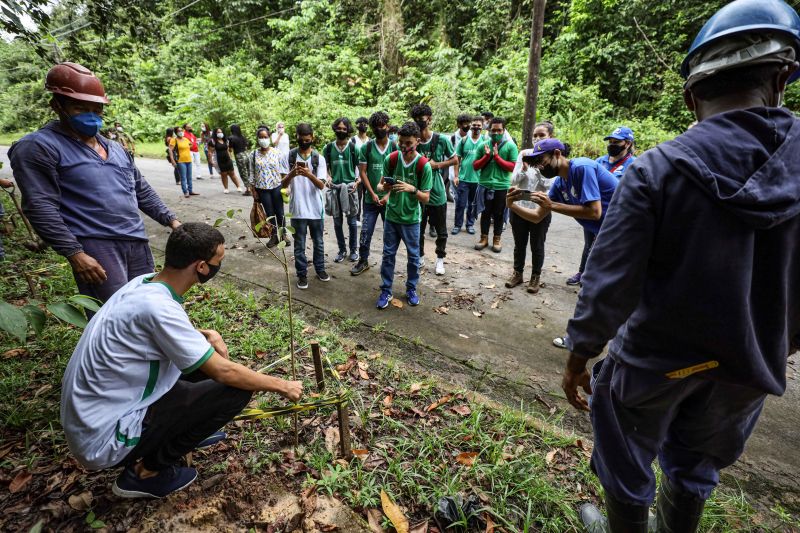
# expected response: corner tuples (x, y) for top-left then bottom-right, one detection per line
(257, 124), (271, 134)
(480, 111), (494, 119)
(489, 116), (506, 128)
(472, 115), (484, 123)
(165, 222), (225, 269)
(214, 127), (225, 139)
(561, 143), (572, 157)
(331, 117), (353, 134)
(256, 127), (270, 137)
(165, 127), (174, 137)
(398, 121), (420, 138)
(296, 123), (314, 137)
(410, 103), (433, 119)
(230, 124), (242, 136)
(369, 111), (390, 129)
(355, 116), (368, 125)
(456, 113), (473, 124)
(181, 122), (190, 130)
(534, 120), (555, 135)
(691, 62), (786, 101)
(388, 125), (399, 133)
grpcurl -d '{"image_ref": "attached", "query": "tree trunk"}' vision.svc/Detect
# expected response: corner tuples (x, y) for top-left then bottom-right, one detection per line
(380, 0), (404, 77)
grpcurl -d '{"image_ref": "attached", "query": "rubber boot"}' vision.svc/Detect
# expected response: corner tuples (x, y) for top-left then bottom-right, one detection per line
(491, 235), (502, 253)
(475, 234), (489, 250)
(655, 476), (706, 533)
(580, 493), (650, 533)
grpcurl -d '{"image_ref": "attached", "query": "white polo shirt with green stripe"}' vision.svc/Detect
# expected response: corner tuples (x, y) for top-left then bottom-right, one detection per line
(60, 274), (214, 470)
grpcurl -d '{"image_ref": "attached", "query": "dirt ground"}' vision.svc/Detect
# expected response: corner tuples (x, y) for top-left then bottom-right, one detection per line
(1, 147), (798, 518)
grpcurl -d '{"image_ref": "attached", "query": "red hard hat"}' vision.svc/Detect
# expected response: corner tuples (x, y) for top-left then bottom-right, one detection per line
(45, 62), (109, 104)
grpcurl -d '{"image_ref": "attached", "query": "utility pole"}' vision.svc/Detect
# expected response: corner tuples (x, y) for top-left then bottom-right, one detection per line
(521, 0), (546, 149)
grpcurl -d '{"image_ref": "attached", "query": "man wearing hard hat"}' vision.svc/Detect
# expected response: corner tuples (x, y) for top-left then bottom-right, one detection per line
(559, 1), (800, 531)
(9, 62), (181, 302)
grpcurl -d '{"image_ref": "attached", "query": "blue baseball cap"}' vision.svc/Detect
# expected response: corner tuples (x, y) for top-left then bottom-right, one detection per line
(604, 126), (634, 142)
(528, 138), (567, 158)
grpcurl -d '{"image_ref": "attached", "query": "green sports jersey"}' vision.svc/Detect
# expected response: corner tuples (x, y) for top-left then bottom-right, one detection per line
(475, 139), (519, 190)
(455, 134), (486, 184)
(359, 140), (396, 204)
(382, 153), (434, 225)
(417, 133), (454, 207)
(324, 141), (358, 184)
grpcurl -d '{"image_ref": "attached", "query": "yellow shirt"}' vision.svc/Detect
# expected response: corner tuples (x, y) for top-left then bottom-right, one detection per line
(170, 137), (193, 163)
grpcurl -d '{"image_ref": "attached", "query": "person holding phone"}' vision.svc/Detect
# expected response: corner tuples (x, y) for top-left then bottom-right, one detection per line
(250, 127), (289, 248)
(505, 121), (555, 293)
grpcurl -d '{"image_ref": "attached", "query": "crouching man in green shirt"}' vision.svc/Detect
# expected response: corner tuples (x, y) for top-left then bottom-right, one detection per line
(375, 122), (433, 309)
(60, 222), (303, 498)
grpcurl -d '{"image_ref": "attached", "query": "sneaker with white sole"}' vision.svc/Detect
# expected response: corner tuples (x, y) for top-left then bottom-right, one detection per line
(435, 258), (445, 275)
(112, 465), (197, 499)
(223, 189), (230, 194)
(297, 276), (309, 289)
(376, 290), (393, 309)
(418, 257), (425, 268)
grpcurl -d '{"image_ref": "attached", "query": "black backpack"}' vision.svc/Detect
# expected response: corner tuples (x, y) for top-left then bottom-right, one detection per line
(288, 148), (321, 175)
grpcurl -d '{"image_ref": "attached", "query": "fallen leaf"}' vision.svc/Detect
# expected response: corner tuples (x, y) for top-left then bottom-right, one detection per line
(359, 368), (370, 380)
(545, 449), (558, 465)
(302, 486), (318, 517)
(383, 395), (393, 407)
(409, 519), (429, 533)
(368, 352), (382, 360)
(426, 395), (453, 412)
(3, 348), (28, 359)
(409, 382), (423, 394)
(302, 326), (316, 335)
(352, 449), (369, 461)
(458, 334), (470, 339)
(410, 407), (428, 418)
(390, 299), (404, 309)
(9, 470), (32, 493)
(455, 451), (479, 467)
(490, 300), (500, 309)
(381, 490), (409, 533)
(367, 508), (385, 533)
(472, 311), (483, 318)
(68, 490), (93, 511)
(484, 283), (496, 289)
(316, 522), (339, 532)
(450, 405), (472, 417)
(336, 355), (357, 373)
(485, 513), (496, 533)
(324, 427), (340, 455)
(0, 442), (17, 460)
(434, 306), (449, 315)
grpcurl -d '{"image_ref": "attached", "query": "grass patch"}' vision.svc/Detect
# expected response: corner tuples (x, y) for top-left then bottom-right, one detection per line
(0, 198), (785, 530)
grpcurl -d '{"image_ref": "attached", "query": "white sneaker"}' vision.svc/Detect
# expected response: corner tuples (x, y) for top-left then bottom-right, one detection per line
(237, 186), (244, 192)
(223, 189), (229, 194)
(435, 258), (445, 275)
(418, 257), (425, 268)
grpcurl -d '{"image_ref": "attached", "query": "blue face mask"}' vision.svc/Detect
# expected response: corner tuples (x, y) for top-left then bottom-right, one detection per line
(68, 112), (104, 137)
(389, 133), (398, 142)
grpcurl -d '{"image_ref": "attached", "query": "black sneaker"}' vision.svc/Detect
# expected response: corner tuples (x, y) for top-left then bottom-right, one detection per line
(316, 271), (331, 282)
(334, 251), (346, 263)
(112, 465), (197, 499)
(350, 260), (369, 276)
(297, 276), (309, 289)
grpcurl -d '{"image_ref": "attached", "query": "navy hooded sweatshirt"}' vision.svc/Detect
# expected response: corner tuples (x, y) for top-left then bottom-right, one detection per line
(566, 107), (800, 396)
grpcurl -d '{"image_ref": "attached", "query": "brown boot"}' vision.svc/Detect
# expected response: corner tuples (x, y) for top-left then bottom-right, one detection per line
(475, 234), (489, 250)
(527, 274), (541, 294)
(505, 271), (523, 288)
(491, 235), (502, 253)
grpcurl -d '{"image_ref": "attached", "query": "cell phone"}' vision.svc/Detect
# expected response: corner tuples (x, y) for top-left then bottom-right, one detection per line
(383, 177), (397, 186)
(516, 189), (533, 201)
(296, 161), (307, 169)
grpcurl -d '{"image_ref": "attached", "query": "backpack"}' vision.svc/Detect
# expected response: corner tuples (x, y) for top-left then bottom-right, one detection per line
(288, 148), (320, 175)
(323, 141), (358, 173)
(419, 132), (440, 161)
(387, 151), (429, 182)
(362, 139), (398, 164)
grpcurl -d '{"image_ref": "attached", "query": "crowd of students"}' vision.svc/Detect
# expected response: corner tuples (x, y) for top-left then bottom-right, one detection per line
(162, 106), (635, 310)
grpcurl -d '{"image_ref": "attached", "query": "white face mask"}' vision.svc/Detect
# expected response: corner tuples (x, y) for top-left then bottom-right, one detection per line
(177, 131), (185, 138)
(258, 138), (271, 148)
(201, 126), (206, 132)
(116, 126), (123, 131)
(216, 132), (224, 139)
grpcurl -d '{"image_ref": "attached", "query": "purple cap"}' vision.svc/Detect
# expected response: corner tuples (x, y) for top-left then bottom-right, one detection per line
(528, 138), (566, 158)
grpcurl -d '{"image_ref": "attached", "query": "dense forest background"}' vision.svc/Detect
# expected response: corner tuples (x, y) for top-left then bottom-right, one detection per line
(2, 0), (799, 154)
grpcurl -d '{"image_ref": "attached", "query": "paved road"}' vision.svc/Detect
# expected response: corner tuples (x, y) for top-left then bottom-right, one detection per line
(1, 147), (797, 508)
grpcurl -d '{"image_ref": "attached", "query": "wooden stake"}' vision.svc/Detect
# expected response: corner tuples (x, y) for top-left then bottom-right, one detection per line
(521, 0), (547, 149)
(311, 341), (325, 392)
(337, 403), (352, 459)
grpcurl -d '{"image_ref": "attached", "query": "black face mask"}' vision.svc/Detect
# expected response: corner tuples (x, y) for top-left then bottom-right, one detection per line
(541, 163), (559, 179)
(197, 261), (221, 284)
(357, 124), (368, 133)
(471, 126), (482, 134)
(607, 144), (625, 157)
(334, 130), (349, 140)
(374, 128), (388, 139)
(415, 119), (427, 131)
(298, 140), (313, 150)
(460, 125), (470, 133)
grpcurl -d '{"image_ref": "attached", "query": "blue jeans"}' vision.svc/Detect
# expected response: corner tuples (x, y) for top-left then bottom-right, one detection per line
(291, 218), (325, 277)
(358, 202), (385, 260)
(454, 181), (478, 228)
(380, 220), (420, 293)
(177, 162), (193, 194)
(333, 213), (358, 254)
(589, 356), (766, 506)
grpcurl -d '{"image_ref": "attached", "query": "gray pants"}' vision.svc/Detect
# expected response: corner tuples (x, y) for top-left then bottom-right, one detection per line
(74, 238), (155, 302)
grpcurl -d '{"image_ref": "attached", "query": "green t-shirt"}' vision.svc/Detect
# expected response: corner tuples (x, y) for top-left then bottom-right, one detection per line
(359, 140), (397, 204)
(324, 141), (358, 184)
(455, 134), (486, 184)
(475, 139), (519, 190)
(417, 133), (454, 207)
(382, 153), (434, 225)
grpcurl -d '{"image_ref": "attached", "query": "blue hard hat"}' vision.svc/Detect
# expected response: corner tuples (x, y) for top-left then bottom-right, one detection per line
(604, 126), (634, 142)
(681, 0), (800, 82)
